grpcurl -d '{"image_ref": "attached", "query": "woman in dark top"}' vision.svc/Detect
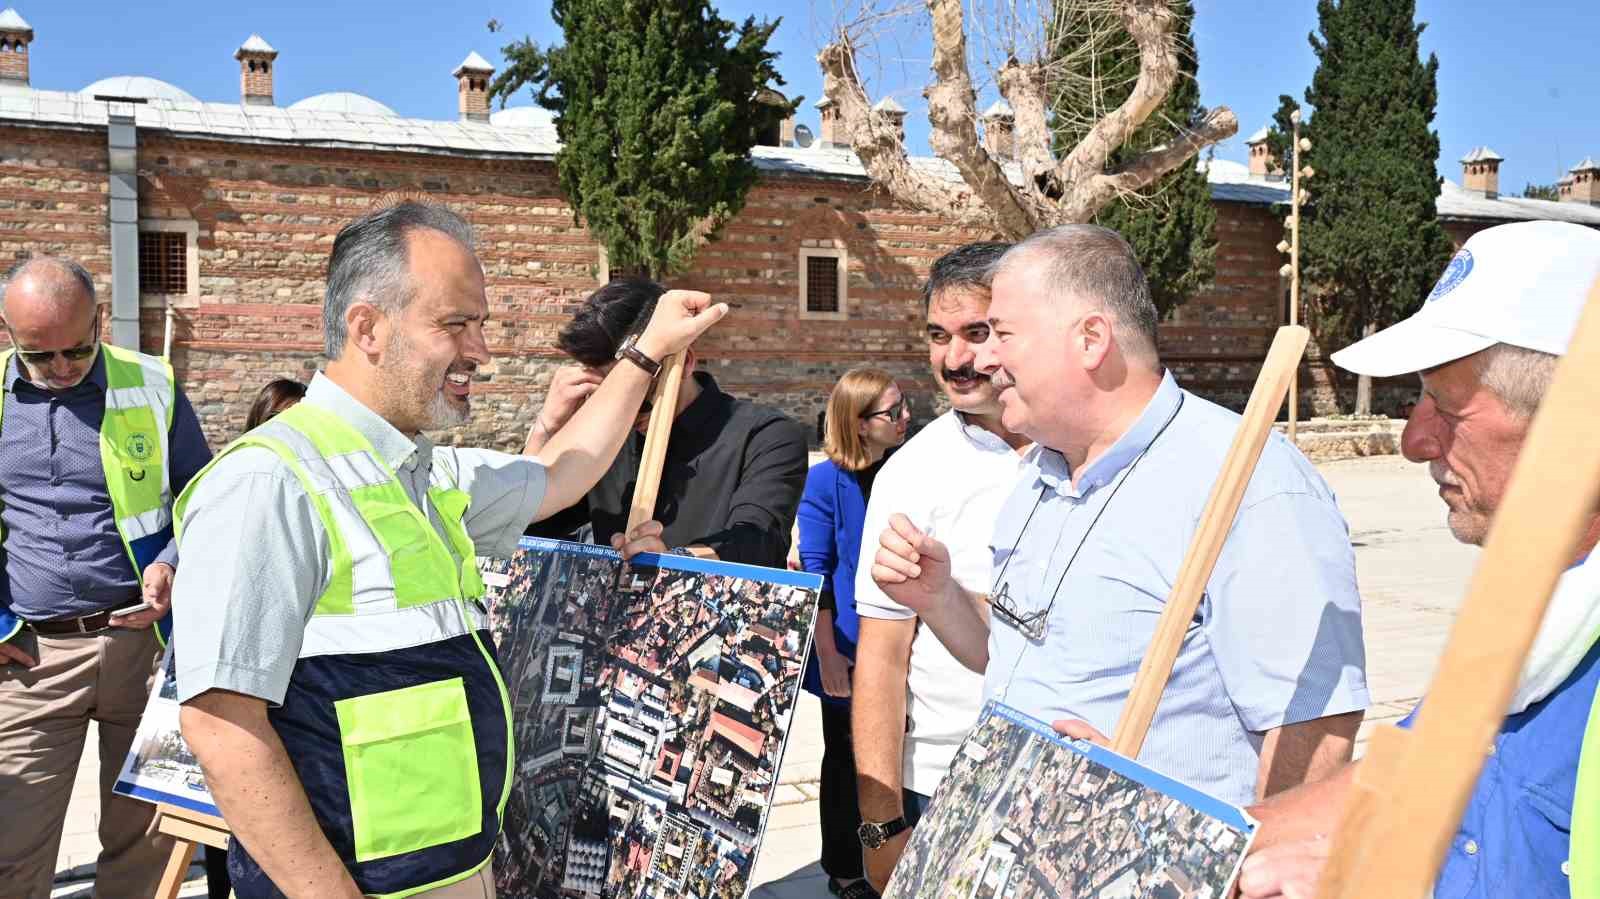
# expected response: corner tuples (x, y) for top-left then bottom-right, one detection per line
(798, 367), (911, 899)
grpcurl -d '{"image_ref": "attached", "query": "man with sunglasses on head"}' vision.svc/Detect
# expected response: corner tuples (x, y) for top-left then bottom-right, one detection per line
(871, 225), (1369, 811)
(0, 256), (211, 897)
(850, 242), (1034, 891)
(527, 277), (808, 566)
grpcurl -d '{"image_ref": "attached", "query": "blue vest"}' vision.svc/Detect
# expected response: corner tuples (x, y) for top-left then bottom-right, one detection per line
(1422, 637), (1600, 897)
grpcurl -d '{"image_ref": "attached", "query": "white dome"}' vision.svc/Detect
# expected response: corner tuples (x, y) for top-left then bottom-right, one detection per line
(79, 75), (197, 104)
(287, 92), (396, 117)
(489, 106), (554, 129)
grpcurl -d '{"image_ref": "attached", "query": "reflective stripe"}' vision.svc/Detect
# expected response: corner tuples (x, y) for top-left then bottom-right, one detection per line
(300, 597), (477, 657)
(105, 385), (168, 412)
(118, 504), (173, 541)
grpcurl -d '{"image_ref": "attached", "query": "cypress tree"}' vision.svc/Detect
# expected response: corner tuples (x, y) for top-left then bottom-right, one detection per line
(1054, 0), (1217, 318)
(490, 2), (796, 278)
(1292, 0), (1454, 412)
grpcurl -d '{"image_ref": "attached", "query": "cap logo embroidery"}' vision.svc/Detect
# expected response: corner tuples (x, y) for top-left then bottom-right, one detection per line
(1426, 249), (1474, 303)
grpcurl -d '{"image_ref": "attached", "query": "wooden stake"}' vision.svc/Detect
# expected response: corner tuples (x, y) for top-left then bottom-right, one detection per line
(626, 350), (687, 535)
(1110, 325), (1310, 758)
(1320, 276), (1600, 897)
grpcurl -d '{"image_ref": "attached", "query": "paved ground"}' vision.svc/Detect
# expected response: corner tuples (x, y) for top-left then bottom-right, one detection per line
(52, 455), (1477, 898)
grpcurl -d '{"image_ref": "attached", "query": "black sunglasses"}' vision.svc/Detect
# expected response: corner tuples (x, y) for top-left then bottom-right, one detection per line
(9, 318), (100, 364)
(861, 397), (910, 421)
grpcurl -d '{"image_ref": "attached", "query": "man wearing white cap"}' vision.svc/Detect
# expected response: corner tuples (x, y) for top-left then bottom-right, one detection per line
(1238, 219), (1600, 899)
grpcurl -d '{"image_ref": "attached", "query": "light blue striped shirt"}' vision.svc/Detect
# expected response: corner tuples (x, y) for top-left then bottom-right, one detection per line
(984, 371), (1369, 806)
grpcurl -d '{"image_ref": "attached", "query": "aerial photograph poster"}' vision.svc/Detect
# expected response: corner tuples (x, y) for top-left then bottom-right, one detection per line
(111, 643), (220, 819)
(884, 702), (1257, 899)
(482, 537), (821, 899)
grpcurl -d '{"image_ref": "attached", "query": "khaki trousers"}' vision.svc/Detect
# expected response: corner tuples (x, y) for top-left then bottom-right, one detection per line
(0, 626), (169, 899)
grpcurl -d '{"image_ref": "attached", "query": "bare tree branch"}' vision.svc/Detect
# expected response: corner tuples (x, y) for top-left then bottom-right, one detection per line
(818, 39), (982, 226)
(1056, 106), (1238, 221)
(1050, 0), (1179, 195)
(996, 59), (1052, 182)
(923, 0), (1039, 237)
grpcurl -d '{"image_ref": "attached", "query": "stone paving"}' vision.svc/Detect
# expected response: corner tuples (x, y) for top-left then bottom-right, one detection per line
(51, 455), (1478, 898)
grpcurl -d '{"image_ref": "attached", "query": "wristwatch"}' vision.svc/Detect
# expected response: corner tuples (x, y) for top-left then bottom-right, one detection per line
(857, 817), (910, 850)
(615, 332), (662, 378)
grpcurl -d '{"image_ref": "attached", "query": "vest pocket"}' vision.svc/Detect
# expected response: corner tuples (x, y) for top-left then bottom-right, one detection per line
(334, 676), (482, 863)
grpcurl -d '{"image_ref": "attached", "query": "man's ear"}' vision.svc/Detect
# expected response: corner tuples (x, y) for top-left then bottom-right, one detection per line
(683, 346), (697, 373)
(1077, 312), (1115, 372)
(346, 301), (388, 358)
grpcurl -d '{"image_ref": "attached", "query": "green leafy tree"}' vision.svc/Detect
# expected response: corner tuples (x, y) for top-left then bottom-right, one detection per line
(1053, 0), (1216, 317)
(489, 2), (797, 278)
(1522, 182), (1560, 201)
(1284, 0), (1454, 413)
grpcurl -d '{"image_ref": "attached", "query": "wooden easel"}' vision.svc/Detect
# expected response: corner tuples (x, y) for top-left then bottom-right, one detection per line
(153, 803), (229, 899)
(1109, 324), (1310, 756)
(1312, 278), (1600, 898)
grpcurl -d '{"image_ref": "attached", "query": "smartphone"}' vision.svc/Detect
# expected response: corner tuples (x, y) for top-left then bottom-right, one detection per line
(110, 600), (152, 617)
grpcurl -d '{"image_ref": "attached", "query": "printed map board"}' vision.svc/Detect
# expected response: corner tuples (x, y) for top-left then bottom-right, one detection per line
(483, 537), (821, 899)
(885, 702), (1257, 899)
(111, 643), (221, 818)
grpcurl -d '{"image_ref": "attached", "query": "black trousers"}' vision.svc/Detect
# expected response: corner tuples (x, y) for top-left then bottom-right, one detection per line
(818, 700), (865, 880)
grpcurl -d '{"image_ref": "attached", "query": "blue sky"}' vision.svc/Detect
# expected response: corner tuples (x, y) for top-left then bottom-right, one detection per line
(23, 1), (1600, 193)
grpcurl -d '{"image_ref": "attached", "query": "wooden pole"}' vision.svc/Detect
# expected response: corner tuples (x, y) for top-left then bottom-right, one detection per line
(625, 350), (687, 535)
(1317, 275), (1600, 897)
(1287, 116), (1302, 445)
(1110, 325), (1310, 757)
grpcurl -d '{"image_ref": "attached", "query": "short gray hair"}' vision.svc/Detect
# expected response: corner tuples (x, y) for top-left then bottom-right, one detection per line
(323, 201), (477, 358)
(1, 256), (96, 312)
(997, 224), (1159, 365)
(1474, 343), (1558, 419)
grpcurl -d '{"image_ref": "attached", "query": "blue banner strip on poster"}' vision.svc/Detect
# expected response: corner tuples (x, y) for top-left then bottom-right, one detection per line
(112, 779), (222, 819)
(514, 536), (825, 590)
(989, 702), (1256, 833)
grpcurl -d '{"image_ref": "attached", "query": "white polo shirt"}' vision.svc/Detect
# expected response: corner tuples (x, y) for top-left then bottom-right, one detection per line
(853, 410), (1031, 796)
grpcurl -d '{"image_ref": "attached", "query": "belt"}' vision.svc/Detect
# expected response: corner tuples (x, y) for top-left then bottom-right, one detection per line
(27, 609), (121, 636)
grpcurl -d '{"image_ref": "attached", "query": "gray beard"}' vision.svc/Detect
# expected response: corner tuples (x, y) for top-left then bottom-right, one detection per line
(423, 388), (469, 430)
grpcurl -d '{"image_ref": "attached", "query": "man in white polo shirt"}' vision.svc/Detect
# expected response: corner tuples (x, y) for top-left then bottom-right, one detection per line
(851, 243), (1032, 891)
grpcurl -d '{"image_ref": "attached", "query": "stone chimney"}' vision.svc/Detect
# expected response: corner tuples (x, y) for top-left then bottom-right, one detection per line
(1460, 146), (1504, 199)
(0, 9), (33, 86)
(1563, 158), (1600, 205)
(780, 114), (796, 148)
(1245, 127), (1281, 179)
(873, 97), (907, 144)
(983, 100), (1015, 161)
(816, 97), (839, 148)
(454, 52), (495, 123)
(234, 34), (277, 106)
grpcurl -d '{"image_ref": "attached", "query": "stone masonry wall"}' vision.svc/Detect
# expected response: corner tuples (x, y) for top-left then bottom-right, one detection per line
(0, 123), (1322, 450)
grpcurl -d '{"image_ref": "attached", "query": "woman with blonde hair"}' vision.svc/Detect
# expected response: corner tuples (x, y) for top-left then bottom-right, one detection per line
(798, 366), (911, 899)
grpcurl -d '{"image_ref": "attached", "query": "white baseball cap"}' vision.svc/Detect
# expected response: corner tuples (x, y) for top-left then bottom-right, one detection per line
(1331, 220), (1600, 377)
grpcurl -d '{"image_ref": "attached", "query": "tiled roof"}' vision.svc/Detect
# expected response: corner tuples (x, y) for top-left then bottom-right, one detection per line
(453, 51), (494, 75)
(236, 34), (275, 55)
(0, 8), (31, 33)
(1460, 146), (1503, 163)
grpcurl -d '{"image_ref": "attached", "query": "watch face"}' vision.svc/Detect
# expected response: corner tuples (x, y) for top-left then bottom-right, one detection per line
(857, 821), (883, 849)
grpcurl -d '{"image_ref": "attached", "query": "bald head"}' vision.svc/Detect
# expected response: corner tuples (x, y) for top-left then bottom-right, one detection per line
(2, 257), (102, 391)
(1, 256), (96, 322)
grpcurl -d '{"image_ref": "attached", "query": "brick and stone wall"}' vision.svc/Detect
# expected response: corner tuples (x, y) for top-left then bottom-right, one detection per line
(0, 122), (1367, 450)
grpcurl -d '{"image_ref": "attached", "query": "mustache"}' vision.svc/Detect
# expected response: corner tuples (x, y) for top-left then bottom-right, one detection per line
(941, 364), (988, 383)
(1430, 462), (1460, 488)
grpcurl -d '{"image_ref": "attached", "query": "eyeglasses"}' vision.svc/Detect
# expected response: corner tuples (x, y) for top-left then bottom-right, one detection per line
(7, 318), (100, 365)
(862, 397), (911, 421)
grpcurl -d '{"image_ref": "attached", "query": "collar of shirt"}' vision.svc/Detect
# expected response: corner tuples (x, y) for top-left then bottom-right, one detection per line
(303, 373), (425, 474)
(954, 411), (1028, 456)
(1034, 370), (1182, 499)
(2, 348), (109, 396)
(670, 370), (731, 438)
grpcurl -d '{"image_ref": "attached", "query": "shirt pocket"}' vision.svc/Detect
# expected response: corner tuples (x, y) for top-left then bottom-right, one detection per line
(334, 677), (482, 862)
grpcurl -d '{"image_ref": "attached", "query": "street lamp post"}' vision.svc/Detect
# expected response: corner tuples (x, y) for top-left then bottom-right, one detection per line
(1276, 111), (1313, 444)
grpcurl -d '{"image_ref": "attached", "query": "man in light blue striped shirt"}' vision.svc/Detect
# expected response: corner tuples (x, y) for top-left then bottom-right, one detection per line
(870, 224), (1368, 808)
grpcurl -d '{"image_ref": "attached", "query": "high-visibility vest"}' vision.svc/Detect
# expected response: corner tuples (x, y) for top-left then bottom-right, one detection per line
(0, 345), (176, 643)
(175, 400), (513, 899)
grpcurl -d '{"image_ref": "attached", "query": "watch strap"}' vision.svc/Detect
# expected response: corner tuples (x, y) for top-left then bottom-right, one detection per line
(617, 335), (662, 378)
